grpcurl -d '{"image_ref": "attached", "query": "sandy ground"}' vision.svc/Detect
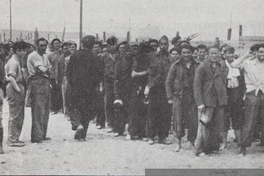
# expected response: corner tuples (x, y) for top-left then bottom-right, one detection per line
(0, 100), (264, 175)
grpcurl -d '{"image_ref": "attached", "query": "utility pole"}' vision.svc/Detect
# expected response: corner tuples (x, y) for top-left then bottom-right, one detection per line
(79, 0), (83, 49)
(10, 0), (12, 41)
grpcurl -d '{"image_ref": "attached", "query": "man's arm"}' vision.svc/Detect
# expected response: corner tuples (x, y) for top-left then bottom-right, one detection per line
(193, 66), (204, 108)
(114, 61), (121, 99)
(165, 64), (176, 103)
(231, 52), (253, 69)
(6, 63), (20, 92)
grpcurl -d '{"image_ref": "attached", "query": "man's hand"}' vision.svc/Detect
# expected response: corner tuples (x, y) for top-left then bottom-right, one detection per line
(144, 86), (149, 96)
(198, 104), (205, 111)
(114, 99), (123, 105)
(168, 99), (173, 104)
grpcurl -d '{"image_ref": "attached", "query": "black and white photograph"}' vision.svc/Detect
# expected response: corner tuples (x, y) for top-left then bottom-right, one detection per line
(0, 0), (264, 175)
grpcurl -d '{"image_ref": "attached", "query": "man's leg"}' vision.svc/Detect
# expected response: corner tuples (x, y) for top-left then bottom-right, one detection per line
(0, 88), (4, 153)
(240, 91), (260, 154)
(186, 99), (198, 146)
(128, 89), (140, 138)
(6, 84), (25, 146)
(147, 89), (159, 144)
(96, 91), (106, 128)
(31, 79), (50, 143)
(104, 81), (115, 131)
(157, 88), (171, 144)
(172, 96), (184, 151)
(259, 93), (264, 145)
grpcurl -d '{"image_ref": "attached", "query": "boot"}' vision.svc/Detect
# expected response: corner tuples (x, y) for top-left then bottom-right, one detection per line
(0, 128), (4, 154)
(220, 131), (228, 150)
(234, 129), (241, 147)
(175, 138), (181, 152)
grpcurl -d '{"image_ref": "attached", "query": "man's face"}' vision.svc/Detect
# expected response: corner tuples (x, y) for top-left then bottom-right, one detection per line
(53, 40), (61, 50)
(197, 48), (207, 60)
(257, 47), (264, 62)
(150, 42), (158, 51)
(170, 50), (179, 60)
(62, 46), (68, 53)
(16, 49), (27, 59)
(37, 40), (48, 55)
(225, 51), (235, 63)
(221, 47), (226, 56)
(208, 48), (219, 63)
(102, 47), (108, 55)
(131, 45), (139, 56)
(159, 39), (169, 52)
(119, 44), (126, 55)
(93, 44), (101, 54)
(181, 48), (192, 62)
(69, 44), (77, 55)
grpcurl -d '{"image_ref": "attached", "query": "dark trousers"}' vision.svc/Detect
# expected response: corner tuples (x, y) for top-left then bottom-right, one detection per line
(0, 88), (3, 129)
(195, 106), (224, 154)
(104, 80), (115, 128)
(147, 85), (171, 139)
(241, 91), (264, 147)
(50, 78), (62, 112)
(224, 87), (244, 131)
(128, 86), (147, 137)
(96, 90), (106, 128)
(68, 94), (95, 139)
(30, 78), (50, 143)
(172, 91), (197, 142)
(6, 83), (25, 143)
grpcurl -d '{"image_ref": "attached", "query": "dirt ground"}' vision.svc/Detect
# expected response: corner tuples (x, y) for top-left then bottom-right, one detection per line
(0, 100), (264, 175)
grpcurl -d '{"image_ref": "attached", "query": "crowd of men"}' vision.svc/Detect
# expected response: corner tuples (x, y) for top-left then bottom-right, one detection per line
(0, 34), (264, 157)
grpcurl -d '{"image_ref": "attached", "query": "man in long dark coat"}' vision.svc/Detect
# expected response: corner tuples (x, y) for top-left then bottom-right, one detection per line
(66, 35), (100, 141)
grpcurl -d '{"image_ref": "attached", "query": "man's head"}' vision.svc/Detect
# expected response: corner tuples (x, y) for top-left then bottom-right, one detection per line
(102, 44), (109, 55)
(256, 44), (264, 62)
(148, 39), (159, 52)
(170, 47), (180, 60)
(51, 38), (61, 51)
(250, 44), (260, 57)
(82, 35), (95, 50)
(159, 35), (169, 52)
(106, 36), (117, 46)
(92, 41), (102, 54)
(224, 46), (235, 63)
(36, 37), (48, 55)
(130, 43), (139, 56)
(117, 41), (128, 56)
(180, 44), (193, 62)
(208, 45), (220, 63)
(197, 44), (208, 61)
(61, 42), (68, 52)
(13, 41), (28, 59)
(220, 44), (230, 59)
(68, 41), (77, 55)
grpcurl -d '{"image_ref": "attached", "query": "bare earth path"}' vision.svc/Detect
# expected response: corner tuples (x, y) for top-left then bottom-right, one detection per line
(0, 100), (263, 175)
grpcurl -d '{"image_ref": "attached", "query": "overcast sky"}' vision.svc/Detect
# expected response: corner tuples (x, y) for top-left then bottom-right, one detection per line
(0, 0), (263, 41)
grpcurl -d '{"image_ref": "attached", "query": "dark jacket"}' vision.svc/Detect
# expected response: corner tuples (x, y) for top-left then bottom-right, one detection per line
(114, 55), (133, 99)
(193, 59), (228, 108)
(147, 51), (173, 89)
(166, 58), (199, 99)
(66, 50), (99, 109)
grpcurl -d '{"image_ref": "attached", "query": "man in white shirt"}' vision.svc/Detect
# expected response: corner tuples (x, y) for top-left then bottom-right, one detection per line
(231, 44), (264, 155)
